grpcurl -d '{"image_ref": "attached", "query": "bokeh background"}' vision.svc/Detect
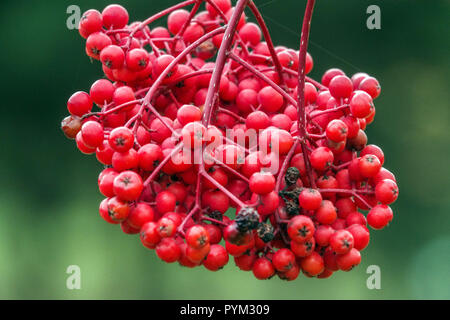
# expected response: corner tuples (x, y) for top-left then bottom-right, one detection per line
(0, 0), (449, 300)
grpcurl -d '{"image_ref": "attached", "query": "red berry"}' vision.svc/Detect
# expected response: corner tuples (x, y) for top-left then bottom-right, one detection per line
(186, 225), (210, 249)
(138, 144), (163, 171)
(299, 189), (322, 211)
(203, 244), (229, 271)
(86, 32), (112, 60)
(350, 91), (374, 118)
(336, 248), (361, 271)
(249, 172), (275, 195)
(156, 191), (177, 214)
(367, 205), (393, 229)
(329, 75), (353, 99)
(326, 119), (348, 142)
(291, 238), (315, 257)
(102, 4), (129, 29)
(359, 76), (381, 99)
(107, 196), (130, 222)
(310, 147), (334, 171)
(90, 79), (115, 105)
(108, 127), (134, 152)
(346, 224), (370, 251)
(375, 179), (399, 205)
(113, 170), (143, 201)
(100, 45), (125, 69)
(140, 222), (161, 249)
(239, 22), (262, 45)
(126, 48), (150, 71)
(359, 154), (382, 178)
(258, 86), (283, 112)
(112, 149), (139, 172)
(127, 203), (154, 229)
(156, 238), (181, 263)
(81, 121), (104, 148)
(272, 248), (296, 272)
(361, 144), (385, 165)
(252, 258), (275, 280)
(79, 10), (103, 38)
(330, 229), (354, 254)
(300, 252), (324, 276)
(287, 215), (315, 243)
(67, 91), (92, 117)
(315, 200), (337, 225)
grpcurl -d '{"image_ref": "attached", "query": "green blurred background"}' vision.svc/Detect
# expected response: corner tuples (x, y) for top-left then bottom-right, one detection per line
(0, 0), (449, 299)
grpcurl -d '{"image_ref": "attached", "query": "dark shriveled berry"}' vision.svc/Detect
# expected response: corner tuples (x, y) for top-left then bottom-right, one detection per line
(235, 207), (260, 232)
(257, 223), (274, 243)
(61, 115), (82, 139)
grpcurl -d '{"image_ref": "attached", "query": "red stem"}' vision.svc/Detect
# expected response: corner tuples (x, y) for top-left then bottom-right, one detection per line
(297, 0), (316, 188)
(247, 1), (286, 87)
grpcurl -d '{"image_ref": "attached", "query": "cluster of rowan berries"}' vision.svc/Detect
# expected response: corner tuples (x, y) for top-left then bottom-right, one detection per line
(61, 0), (398, 280)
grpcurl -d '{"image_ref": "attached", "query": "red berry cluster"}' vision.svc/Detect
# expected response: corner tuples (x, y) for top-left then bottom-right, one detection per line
(61, 0), (399, 281)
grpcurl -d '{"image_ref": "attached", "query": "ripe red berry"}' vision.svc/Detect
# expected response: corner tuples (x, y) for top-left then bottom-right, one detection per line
(167, 9), (190, 34)
(359, 76), (381, 99)
(299, 189), (323, 211)
(156, 238), (181, 263)
(350, 91), (374, 118)
(79, 10), (103, 39)
(329, 75), (353, 99)
(291, 238), (315, 257)
(156, 191), (177, 214)
(358, 154), (382, 178)
(287, 215), (315, 243)
(100, 45), (125, 69)
(108, 127), (134, 152)
(140, 222), (161, 249)
(107, 196), (130, 222)
(102, 4), (129, 29)
(300, 251), (324, 276)
(157, 217), (178, 238)
(186, 225), (210, 249)
(375, 179), (399, 205)
(249, 172), (275, 195)
(246, 111), (270, 130)
(112, 149), (139, 172)
(310, 147), (334, 171)
(81, 121), (104, 148)
(98, 168), (118, 197)
(326, 119), (348, 142)
(203, 244), (229, 271)
(272, 248), (296, 272)
(336, 248), (361, 271)
(75, 131), (96, 154)
(321, 68), (345, 87)
(315, 200), (337, 225)
(367, 205), (393, 230)
(239, 22), (262, 46)
(138, 143), (163, 171)
(113, 170), (143, 201)
(85, 32), (112, 60)
(252, 258), (275, 280)
(206, 0), (232, 18)
(258, 86), (284, 112)
(90, 79), (115, 105)
(67, 91), (93, 117)
(330, 229), (354, 254)
(177, 104), (202, 126)
(126, 48), (150, 71)
(361, 144), (385, 166)
(346, 224), (370, 251)
(127, 203), (154, 229)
